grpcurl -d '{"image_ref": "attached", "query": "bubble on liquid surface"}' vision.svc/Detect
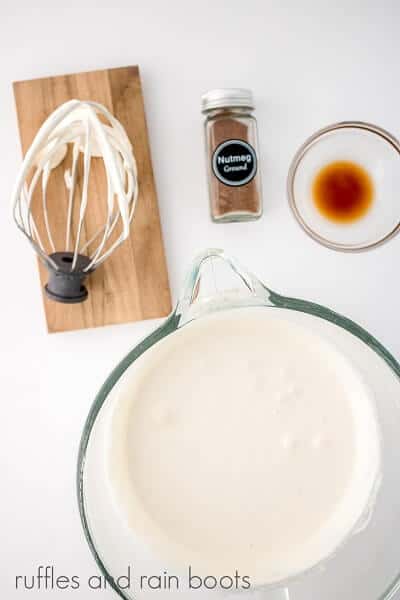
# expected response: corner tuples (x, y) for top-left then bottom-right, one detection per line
(152, 403), (176, 426)
(311, 433), (329, 449)
(281, 433), (298, 450)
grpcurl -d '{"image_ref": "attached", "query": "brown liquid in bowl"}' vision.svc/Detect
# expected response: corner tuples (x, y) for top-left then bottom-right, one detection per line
(312, 161), (374, 223)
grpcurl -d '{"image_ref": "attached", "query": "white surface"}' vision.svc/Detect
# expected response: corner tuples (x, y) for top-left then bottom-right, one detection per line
(1, 0), (400, 598)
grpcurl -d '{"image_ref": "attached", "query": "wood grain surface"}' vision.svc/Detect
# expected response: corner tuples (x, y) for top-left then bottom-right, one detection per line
(13, 66), (171, 333)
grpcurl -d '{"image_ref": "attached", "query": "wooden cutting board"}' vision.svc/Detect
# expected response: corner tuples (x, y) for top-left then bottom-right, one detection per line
(13, 66), (172, 333)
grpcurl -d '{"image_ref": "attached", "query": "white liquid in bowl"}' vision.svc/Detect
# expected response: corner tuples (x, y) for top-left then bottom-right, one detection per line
(106, 309), (381, 586)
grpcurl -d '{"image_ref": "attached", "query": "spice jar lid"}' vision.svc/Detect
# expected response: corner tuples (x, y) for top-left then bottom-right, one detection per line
(201, 88), (254, 112)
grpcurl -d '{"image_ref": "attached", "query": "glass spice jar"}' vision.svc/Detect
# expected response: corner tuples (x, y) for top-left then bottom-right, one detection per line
(201, 88), (263, 223)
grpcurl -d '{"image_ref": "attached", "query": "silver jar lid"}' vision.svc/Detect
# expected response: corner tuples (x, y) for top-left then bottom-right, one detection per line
(201, 88), (254, 112)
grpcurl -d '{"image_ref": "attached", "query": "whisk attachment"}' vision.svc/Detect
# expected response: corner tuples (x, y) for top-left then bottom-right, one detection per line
(12, 99), (138, 303)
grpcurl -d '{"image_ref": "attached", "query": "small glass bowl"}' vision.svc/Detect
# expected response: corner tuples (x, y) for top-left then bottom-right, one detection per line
(287, 122), (400, 251)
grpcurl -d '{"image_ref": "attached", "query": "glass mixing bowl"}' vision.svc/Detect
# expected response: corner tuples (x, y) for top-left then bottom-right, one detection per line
(77, 249), (400, 600)
(287, 121), (400, 251)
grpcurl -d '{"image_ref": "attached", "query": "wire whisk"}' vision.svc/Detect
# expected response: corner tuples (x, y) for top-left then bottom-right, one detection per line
(12, 99), (138, 302)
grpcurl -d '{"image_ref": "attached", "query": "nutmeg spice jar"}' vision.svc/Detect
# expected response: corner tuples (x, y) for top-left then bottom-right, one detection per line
(202, 88), (263, 223)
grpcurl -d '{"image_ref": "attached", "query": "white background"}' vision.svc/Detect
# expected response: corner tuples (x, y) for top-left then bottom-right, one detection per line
(1, 0), (400, 597)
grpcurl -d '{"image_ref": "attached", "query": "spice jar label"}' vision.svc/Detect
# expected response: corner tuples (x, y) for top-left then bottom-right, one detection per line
(212, 139), (257, 187)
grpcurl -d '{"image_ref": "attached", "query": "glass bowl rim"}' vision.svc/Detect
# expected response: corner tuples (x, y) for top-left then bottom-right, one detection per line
(287, 120), (400, 252)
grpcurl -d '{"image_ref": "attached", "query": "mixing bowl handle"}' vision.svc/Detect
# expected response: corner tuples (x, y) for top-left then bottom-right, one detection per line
(175, 248), (273, 321)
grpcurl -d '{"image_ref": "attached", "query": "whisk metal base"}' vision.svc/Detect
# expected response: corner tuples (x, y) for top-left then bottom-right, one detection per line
(44, 252), (93, 304)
